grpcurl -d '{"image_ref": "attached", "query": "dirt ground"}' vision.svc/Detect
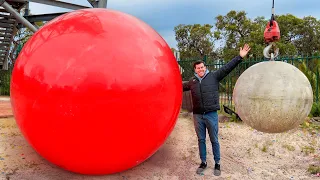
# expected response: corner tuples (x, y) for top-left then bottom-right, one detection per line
(0, 108), (320, 180)
(0, 97), (12, 118)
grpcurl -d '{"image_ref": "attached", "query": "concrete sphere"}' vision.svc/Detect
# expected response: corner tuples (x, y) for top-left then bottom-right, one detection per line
(233, 61), (313, 133)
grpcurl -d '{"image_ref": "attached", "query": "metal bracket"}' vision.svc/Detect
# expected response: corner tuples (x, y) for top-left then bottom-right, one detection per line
(263, 42), (279, 61)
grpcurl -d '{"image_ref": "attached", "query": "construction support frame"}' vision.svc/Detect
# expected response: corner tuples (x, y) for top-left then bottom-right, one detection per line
(0, 0), (108, 70)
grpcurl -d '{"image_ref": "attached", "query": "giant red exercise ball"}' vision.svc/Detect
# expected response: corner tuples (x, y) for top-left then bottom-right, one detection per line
(10, 8), (182, 175)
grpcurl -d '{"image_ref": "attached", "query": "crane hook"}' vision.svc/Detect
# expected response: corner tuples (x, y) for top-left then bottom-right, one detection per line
(263, 42), (279, 61)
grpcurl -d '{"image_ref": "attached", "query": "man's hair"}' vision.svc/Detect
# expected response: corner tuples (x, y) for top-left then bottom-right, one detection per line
(193, 60), (205, 69)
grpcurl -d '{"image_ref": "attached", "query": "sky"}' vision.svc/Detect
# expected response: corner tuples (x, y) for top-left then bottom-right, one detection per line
(28, 0), (320, 49)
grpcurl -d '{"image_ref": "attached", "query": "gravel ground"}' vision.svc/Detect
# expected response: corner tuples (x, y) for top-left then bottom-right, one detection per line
(0, 111), (319, 180)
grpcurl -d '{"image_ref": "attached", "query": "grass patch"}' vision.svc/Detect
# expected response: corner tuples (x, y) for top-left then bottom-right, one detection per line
(261, 140), (273, 153)
(308, 165), (320, 174)
(261, 145), (268, 152)
(301, 145), (315, 155)
(282, 144), (295, 151)
(300, 118), (320, 134)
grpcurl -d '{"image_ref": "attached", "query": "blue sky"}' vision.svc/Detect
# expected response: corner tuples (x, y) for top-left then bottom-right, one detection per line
(29, 0), (320, 48)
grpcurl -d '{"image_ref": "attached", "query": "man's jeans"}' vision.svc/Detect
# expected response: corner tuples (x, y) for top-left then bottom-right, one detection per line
(193, 111), (220, 164)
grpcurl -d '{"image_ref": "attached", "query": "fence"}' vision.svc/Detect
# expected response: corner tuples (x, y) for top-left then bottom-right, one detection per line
(178, 55), (320, 112)
(1, 55), (320, 113)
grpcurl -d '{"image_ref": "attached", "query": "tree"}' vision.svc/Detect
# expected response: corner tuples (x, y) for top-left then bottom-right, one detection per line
(214, 11), (263, 60)
(294, 16), (320, 56)
(174, 24), (215, 60)
(271, 14), (302, 56)
(171, 47), (177, 52)
(173, 10), (320, 61)
(213, 11), (317, 60)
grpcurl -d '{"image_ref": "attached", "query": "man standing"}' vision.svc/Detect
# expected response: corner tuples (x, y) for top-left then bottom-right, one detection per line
(183, 44), (251, 176)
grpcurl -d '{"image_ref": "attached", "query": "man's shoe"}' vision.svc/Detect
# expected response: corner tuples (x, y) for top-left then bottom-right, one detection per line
(196, 162), (207, 175)
(214, 163), (221, 176)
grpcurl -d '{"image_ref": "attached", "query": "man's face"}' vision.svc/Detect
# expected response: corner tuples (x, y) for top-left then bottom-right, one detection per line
(194, 63), (206, 78)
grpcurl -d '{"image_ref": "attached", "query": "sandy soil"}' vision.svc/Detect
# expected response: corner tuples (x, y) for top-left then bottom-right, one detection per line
(0, 97), (12, 118)
(0, 111), (319, 180)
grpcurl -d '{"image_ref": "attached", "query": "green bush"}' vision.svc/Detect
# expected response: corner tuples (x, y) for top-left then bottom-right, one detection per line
(310, 102), (320, 117)
(0, 70), (11, 96)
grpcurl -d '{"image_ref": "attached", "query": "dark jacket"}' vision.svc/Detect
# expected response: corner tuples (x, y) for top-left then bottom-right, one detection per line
(183, 55), (243, 114)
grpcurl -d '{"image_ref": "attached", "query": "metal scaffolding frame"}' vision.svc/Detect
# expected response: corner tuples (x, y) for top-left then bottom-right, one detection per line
(2, 0), (108, 32)
(0, 0), (108, 70)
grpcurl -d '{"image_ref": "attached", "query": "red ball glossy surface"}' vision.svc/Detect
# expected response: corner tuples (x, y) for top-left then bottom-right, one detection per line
(10, 8), (182, 175)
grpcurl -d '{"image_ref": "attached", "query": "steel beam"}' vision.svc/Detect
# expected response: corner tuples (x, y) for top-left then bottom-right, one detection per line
(98, 0), (107, 8)
(29, 0), (90, 10)
(23, 12), (64, 22)
(87, 0), (97, 8)
(0, 22), (14, 28)
(87, 0), (107, 8)
(0, 1), (38, 32)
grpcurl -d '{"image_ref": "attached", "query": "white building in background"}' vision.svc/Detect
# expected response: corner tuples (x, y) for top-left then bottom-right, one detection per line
(173, 50), (180, 61)
(173, 50), (184, 74)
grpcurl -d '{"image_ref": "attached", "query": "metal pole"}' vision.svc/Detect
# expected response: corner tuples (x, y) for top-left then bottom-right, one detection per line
(29, 0), (90, 10)
(98, 0), (107, 8)
(24, 2), (29, 16)
(87, 0), (97, 7)
(0, 1), (38, 32)
(2, 57), (8, 70)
